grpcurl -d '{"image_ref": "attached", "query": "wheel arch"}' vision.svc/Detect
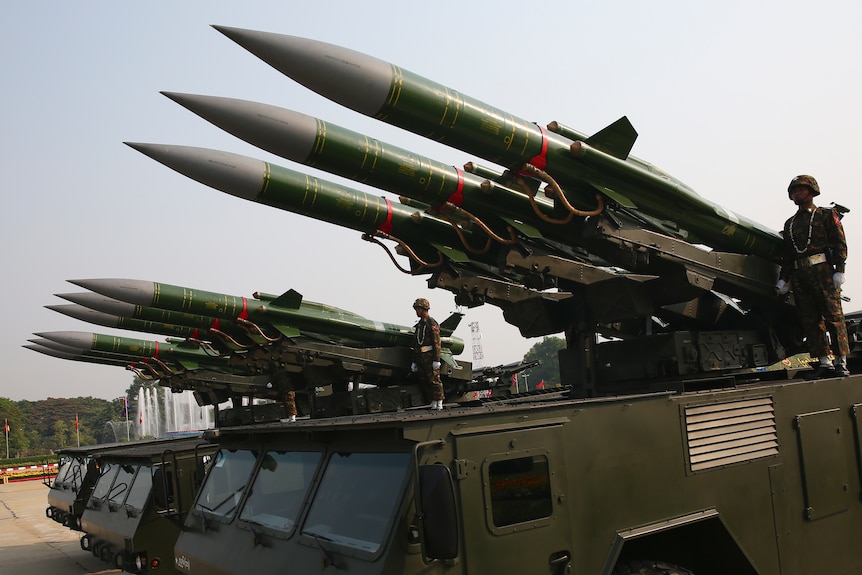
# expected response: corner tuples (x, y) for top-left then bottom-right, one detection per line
(602, 509), (758, 575)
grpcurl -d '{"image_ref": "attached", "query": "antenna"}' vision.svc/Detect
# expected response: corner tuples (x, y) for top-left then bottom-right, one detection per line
(470, 322), (484, 370)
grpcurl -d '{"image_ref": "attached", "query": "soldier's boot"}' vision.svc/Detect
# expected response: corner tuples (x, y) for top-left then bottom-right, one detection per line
(804, 362), (836, 380)
(834, 359), (850, 377)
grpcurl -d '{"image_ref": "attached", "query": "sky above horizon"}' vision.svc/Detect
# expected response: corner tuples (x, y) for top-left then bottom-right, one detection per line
(2, 1), (861, 401)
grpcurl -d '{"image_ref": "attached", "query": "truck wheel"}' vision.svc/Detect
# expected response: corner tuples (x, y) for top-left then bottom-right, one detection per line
(613, 560), (695, 575)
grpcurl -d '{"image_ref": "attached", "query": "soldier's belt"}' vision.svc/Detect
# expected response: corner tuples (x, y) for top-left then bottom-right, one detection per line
(794, 253), (828, 269)
(418, 345), (434, 353)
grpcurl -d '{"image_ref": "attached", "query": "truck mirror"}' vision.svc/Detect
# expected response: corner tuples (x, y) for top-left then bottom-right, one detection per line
(418, 464), (459, 560)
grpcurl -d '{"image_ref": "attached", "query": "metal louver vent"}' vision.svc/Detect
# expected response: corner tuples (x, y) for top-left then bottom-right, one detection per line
(685, 397), (778, 472)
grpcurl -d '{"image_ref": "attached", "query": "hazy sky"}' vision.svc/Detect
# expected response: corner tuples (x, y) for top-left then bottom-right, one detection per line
(2, 1), (861, 401)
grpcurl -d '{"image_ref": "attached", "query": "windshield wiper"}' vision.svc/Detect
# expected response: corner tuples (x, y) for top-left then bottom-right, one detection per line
(302, 530), (337, 567)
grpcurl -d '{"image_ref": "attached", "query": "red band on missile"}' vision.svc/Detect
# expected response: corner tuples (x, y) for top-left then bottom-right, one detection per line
(191, 328), (200, 339)
(154, 341), (160, 359)
(377, 197), (394, 234)
(528, 125), (549, 170)
(211, 318), (221, 330)
(446, 168), (465, 207)
(238, 297), (249, 320)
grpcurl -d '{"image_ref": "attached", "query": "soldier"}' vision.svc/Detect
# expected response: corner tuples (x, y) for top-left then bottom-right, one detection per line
(411, 298), (445, 410)
(775, 175), (850, 378)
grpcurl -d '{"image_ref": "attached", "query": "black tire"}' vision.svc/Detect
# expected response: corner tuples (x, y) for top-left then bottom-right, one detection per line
(613, 560), (695, 575)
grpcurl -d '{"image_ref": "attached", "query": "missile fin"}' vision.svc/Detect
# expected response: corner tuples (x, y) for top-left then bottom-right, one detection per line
(270, 289), (303, 309)
(430, 243), (470, 263)
(500, 217), (544, 239)
(271, 324), (302, 338)
(439, 312), (464, 337)
(593, 185), (638, 209)
(176, 359), (200, 371)
(586, 116), (638, 160)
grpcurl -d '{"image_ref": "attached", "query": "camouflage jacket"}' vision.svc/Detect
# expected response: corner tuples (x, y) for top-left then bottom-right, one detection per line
(413, 316), (441, 361)
(779, 206), (847, 280)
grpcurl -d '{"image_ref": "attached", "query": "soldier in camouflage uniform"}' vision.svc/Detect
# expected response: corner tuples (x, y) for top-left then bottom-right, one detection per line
(776, 175), (850, 378)
(411, 298), (445, 410)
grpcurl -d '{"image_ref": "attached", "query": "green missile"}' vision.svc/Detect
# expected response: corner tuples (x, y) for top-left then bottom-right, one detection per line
(159, 92), (583, 235)
(213, 26), (783, 260)
(126, 142), (478, 266)
(34, 330), (228, 371)
(68, 278), (465, 355)
(47, 304), (201, 340)
(56, 291), (265, 347)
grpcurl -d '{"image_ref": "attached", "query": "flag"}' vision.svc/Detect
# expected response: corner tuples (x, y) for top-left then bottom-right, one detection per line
(3, 419), (8, 434)
(536, 380), (545, 389)
(121, 397), (128, 417)
(75, 413), (79, 430)
(139, 411), (143, 425)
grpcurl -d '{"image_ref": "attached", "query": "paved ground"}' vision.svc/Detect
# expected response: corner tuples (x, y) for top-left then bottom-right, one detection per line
(0, 480), (118, 574)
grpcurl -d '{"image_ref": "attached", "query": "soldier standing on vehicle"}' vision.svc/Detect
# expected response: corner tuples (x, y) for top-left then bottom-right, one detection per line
(775, 175), (850, 378)
(411, 298), (445, 410)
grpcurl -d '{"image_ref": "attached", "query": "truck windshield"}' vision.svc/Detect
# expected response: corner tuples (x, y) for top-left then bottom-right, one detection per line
(302, 452), (410, 554)
(91, 463), (119, 501)
(239, 451), (321, 533)
(125, 465), (153, 510)
(194, 449), (257, 519)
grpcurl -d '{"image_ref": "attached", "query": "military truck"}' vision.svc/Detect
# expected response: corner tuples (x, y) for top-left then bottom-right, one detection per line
(170, 372), (862, 575)
(46, 437), (190, 531)
(77, 436), (216, 573)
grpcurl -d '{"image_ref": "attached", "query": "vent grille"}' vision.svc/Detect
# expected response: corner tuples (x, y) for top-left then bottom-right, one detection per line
(685, 397), (778, 472)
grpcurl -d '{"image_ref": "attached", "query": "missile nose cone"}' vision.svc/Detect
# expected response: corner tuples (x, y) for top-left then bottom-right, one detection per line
(46, 304), (119, 328)
(24, 344), (78, 360)
(160, 92), (318, 164)
(56, 292), (136, 317)
(68, 278), (155, 306)
(33, 331), (94, 351)
(125, 143), (267, 202)
(211, 26), (391, 116)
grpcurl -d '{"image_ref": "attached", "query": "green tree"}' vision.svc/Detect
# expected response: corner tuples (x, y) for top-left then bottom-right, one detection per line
(0, 398), (28, 457)
(50, 420), (71, 450)
(521, 336), (567, 389)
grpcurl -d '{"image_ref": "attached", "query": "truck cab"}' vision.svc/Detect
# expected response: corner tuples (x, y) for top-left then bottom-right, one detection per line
(78, 436), (215, 573)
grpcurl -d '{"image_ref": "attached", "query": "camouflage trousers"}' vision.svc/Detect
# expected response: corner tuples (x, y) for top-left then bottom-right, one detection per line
(792, 263), (850, 357)
(415, 352), (445, 401)
(281, 391), (297, 417)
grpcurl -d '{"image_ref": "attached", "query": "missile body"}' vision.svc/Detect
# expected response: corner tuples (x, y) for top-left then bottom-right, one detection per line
(213, 26), (783, 260)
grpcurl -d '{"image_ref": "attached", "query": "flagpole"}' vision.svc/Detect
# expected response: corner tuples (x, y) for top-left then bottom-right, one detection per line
(75, 413), (80, 447)
(4, 419), (8, 459)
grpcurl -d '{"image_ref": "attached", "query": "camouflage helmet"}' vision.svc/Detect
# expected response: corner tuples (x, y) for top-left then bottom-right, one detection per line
(412, 298), (430, 310)
(787, 175), (820, 198)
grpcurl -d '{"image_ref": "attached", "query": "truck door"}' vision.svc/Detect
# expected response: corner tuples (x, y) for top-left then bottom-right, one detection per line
(451, 419), (572, 574)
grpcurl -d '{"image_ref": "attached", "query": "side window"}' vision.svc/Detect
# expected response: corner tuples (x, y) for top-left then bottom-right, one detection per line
(239, 451), (321, 534)
(91, 463), (119, 502)
(107, 464), (137, 505)
(125, 465), (153, 510)
(194, 449), (257, 521)
(487, 455), (553, 528)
